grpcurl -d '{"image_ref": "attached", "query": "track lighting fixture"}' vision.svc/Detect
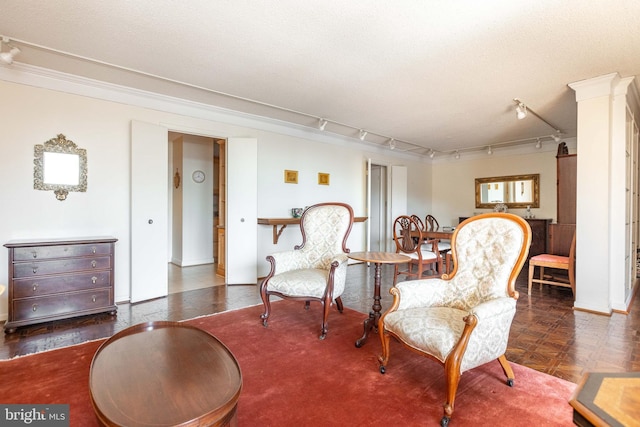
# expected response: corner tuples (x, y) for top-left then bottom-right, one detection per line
(318, 118), (327, 131)
(359, 130), (367, 141)
(388, 138), (396, 150)
(429, 149), (435, 159)
(535, 138), (542, 149)
(0, 37), (20, 65)
(487, 146), (493, 155)
(552, 131), (562, 142)
(454, 151), (460, 159)
(513, 98), (563, 136)
(515, 101), (527, 120)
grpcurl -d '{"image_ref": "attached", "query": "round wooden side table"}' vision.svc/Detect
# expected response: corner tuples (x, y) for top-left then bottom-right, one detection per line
(347, 251), (410, 347)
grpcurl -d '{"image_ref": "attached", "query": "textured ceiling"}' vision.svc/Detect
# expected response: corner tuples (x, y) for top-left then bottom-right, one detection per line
(1, 1), (639, 157)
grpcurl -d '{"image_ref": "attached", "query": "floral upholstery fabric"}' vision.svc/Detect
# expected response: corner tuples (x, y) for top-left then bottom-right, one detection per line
(265, 204), (352, 299)
(383, 216), (527, 373)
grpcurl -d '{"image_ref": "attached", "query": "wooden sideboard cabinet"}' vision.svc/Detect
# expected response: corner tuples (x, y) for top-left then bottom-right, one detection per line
(3, 236), (117, 333)
(459, 217), (550, 258)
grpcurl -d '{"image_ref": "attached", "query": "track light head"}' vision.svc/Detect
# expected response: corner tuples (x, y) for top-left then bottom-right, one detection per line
(454, 151), (460, 159)
(535, 138), (542, 149)
(429, 149), (435, 159)
(487, 146), (493, 155)
(515, 101), (527, 120)
(0, 37), (20, 64)
(552, 132), (562, 142)
(358, 130), (367, 141)
(388, 138), (396, 150)
(318, 118), (327, 131)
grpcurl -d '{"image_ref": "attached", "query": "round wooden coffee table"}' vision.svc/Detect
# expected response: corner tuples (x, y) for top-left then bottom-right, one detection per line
(89, 321), (242, 427)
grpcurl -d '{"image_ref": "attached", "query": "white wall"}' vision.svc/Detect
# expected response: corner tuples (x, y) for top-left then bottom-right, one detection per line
(170, 137), (183, 264)
(430, 144), (573, 226)
(180, 135), (214, 266)
(0, 78), (431, 320)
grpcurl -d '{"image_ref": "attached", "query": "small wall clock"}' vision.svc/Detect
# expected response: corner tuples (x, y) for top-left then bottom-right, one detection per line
(192, 170), (205, 183)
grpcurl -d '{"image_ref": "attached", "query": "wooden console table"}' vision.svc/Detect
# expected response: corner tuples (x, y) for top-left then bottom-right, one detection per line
(258, 216), (367, 244)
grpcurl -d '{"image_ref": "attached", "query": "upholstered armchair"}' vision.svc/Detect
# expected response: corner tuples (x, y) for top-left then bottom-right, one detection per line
(378, 213), (531, 426)
(260, 202), (354, 339)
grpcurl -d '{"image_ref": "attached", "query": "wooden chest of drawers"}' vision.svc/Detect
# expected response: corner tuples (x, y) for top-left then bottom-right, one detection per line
(4, 237), (117, 333)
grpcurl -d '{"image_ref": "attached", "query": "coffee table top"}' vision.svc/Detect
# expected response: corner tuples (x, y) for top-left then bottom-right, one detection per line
(569, 372), (640, 427)
(90, 321), (242, 427)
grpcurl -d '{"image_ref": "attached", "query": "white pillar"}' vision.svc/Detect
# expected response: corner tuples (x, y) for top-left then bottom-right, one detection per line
(568, 73), (619, 314)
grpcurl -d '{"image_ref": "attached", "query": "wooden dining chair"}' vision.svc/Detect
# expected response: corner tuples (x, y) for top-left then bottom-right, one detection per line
(392, 215), (442, 285)
(425, 214), (452, 272)
(528, 232), (576, 298)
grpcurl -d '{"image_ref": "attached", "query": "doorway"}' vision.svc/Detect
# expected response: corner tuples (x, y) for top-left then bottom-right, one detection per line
(370, 163), (388, 252)
(168, 132), (220, 294)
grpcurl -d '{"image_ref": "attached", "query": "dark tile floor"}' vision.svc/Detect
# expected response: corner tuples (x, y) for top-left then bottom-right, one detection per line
(2, 263), (639, 384)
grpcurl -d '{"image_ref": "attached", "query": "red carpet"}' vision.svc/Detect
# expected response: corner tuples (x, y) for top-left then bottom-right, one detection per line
(0, 301), (575, 426)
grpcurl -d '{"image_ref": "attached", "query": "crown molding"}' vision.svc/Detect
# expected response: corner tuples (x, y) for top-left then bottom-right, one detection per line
(0, 62), (429, 162)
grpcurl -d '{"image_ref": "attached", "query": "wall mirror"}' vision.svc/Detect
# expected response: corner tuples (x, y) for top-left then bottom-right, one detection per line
(475, 173), (539, 209)
(34, 134), (87, 200)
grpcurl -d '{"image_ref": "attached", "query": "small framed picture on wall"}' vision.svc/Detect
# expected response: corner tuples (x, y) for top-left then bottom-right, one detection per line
(284, 170), (298, 184)
(318, 173), (330, 185)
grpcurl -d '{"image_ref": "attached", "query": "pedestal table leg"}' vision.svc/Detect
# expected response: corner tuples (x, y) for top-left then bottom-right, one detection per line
(355, 262), (382, 348)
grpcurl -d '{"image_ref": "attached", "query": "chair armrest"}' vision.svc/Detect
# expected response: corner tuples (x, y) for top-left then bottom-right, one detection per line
(394, 279), (449, 310)
(268, 251), (349, 276)
(469, 297), (516, 321)
(460, 297), (517, 372)
(268, 249), (310, 275)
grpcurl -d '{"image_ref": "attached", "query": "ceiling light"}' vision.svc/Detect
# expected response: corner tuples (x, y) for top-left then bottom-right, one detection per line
(514, 100), (527, 120)
(388, 138), (396, 150)
(535, 138), (542, 149)
(487, 146), (493, 155)
(318, 118), (327, 131)
(359, 130), (367, 141)
(454, 151), (460, 159)
(513, 98), (563, 135)
(429, 149), (435, 159)
(552, 133), (562, 142)
(0, 37), (20, 64)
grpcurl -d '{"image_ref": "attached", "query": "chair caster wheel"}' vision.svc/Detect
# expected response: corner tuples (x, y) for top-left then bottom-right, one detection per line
(262, 319), (268, 327)
(319, 333), (326, 340)
(379, 366), (386, 374)
(507, 378), (514, 387)
(440, 416), (450, 427)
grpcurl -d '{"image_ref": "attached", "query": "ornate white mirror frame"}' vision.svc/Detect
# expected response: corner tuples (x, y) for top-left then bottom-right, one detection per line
(34, 134), (87, 201)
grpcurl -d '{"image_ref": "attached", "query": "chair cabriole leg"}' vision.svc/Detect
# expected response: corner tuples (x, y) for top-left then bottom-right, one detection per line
(497, 354), (515, 386)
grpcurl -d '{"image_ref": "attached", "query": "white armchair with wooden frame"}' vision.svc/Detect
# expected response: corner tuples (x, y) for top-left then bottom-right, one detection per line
(378, 213), (532, 427)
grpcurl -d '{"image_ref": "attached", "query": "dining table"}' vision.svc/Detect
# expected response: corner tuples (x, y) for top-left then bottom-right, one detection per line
(347, 251), (410, 348)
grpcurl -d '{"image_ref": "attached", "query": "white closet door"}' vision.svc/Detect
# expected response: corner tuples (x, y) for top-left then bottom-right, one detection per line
(226, 137), (258, 284)
(130, 120), (169, 302)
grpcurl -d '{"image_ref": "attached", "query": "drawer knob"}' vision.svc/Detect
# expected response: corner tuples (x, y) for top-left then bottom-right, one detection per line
(31, 251), (38, 259)
(91, 246), (97, 254)
(91, 260), (97, 268)
(32, 304), (38, 312)
(92, 295), (97, 303)
(32, 283), (39, 292)
(91, 276), (97, 284)
(32, 266), (38, 274)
